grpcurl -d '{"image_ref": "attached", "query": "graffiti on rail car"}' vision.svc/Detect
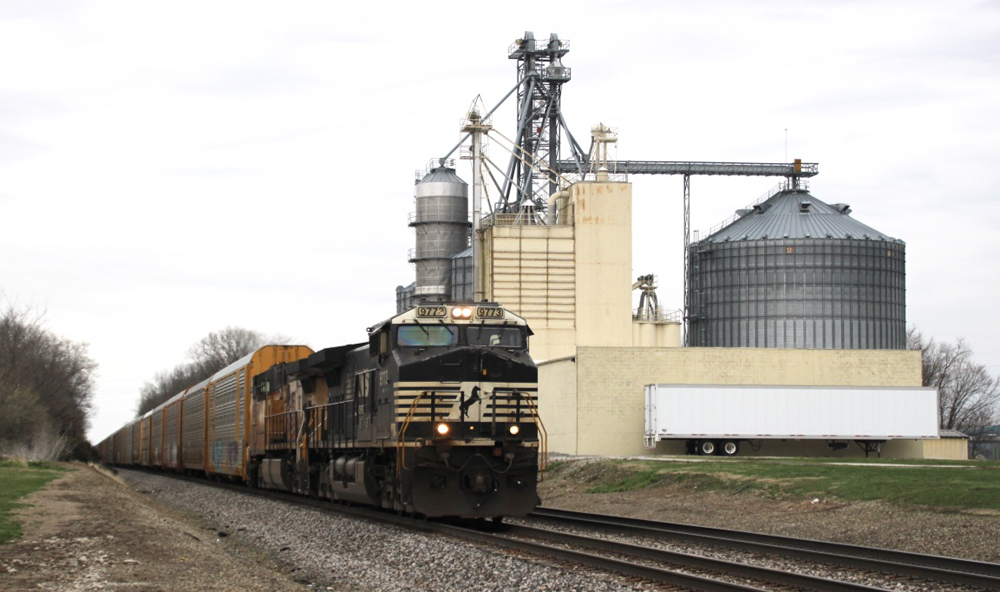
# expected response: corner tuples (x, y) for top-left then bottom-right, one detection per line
(211, 440), (240, 469)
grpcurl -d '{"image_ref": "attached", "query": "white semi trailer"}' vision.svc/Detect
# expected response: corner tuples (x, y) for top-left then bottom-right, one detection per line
(644, 384), (939, 457)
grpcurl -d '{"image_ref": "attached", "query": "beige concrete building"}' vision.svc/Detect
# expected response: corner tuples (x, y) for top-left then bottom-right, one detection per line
(539, 347), (929, 458)
(476, 176), (948, 459)
(482, 179), (678, 361)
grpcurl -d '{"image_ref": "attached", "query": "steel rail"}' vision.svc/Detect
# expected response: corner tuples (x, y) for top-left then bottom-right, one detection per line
(435, 523), (774, 592)
(530, 507), (1000, 590)
(502, 523), (886, 592)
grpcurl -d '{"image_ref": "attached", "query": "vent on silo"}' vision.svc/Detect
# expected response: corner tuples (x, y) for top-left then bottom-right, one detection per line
(687, 189), (906, 350)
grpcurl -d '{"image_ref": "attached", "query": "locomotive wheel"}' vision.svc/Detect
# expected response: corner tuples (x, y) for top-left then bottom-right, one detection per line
(721, 440), (739, 456)
(698, 440), (716, 455)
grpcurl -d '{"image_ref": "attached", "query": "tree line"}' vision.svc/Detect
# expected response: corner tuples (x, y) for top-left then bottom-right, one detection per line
(134, 327), (283, 417)
(0, 303), (97, 461)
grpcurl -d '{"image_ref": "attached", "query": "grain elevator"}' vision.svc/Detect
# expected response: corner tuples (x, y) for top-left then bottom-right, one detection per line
(393, 32), (958, 460)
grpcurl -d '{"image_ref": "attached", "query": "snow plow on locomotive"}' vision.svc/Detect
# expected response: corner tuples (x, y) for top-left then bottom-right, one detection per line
(98, 302), (545, 520)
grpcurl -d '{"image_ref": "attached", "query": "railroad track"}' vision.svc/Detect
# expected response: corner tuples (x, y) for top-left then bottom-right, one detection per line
(283, 500), (881, 591)
(462, 521), (887, 591)
(122, 470), (998, 591)
(523, 506), (1000, 591)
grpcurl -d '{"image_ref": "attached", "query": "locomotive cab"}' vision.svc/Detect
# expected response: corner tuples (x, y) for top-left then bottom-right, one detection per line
(382, 303), (542, 518)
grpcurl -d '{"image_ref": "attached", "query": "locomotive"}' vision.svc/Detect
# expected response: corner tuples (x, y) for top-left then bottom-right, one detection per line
(97, 302), (544, 519)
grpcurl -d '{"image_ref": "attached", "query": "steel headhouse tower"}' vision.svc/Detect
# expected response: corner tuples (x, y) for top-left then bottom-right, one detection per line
(498, 32), (587, 218)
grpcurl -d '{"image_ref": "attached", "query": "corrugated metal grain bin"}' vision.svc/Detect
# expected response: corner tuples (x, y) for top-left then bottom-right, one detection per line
(409, 166), (470, 300)
(687, 189), (906, 349)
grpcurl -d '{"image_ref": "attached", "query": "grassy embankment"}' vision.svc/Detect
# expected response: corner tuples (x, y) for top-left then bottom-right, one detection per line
(0, 461), (68, 544)
(547, 457), (1000, 511)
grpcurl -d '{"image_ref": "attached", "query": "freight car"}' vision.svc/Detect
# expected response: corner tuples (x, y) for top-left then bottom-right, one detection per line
(97, 302), (544, 519)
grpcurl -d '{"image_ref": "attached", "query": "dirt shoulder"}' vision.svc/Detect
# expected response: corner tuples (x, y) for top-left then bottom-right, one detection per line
(0, 463), (310, 592)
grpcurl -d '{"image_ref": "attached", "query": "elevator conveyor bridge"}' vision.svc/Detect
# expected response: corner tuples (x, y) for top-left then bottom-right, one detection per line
(555, 160), (818, 177)
(556, 159), (819, 345)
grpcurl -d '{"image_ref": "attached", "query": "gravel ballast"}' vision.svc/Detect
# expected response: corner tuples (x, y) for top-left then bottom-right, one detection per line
(119, 470), (651, 591)
(123, 458), (1000, 591)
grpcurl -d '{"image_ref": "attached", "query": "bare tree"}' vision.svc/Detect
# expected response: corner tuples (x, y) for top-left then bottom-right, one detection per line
(3, 422), (69, 464)
(187, 327), (269, 375)
(908, 328), (1000, 434)
(135, 327), (278, 417)
(135, 363), (207, 417)
(0, 386), (48, 446)
(0, 302), (96, 460)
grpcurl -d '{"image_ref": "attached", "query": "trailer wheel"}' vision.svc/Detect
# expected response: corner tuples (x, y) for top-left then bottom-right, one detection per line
(721, 440), (739, 456)
(698, 440), (716, 455)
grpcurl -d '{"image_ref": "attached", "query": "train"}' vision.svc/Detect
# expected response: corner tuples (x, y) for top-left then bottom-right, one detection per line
(97, 301), (545, 519)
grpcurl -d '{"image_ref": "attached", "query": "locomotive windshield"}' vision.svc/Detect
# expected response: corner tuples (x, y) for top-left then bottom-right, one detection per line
(394, 324), (525, 349)
(396, 325), (457, 347)
(467, 326), (524, 348)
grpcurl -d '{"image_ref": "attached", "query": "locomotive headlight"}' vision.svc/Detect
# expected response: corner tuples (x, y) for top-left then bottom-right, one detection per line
(450, 306), (473, 319)
(508, 425), (520, 436)
(435, 423), (450, 436)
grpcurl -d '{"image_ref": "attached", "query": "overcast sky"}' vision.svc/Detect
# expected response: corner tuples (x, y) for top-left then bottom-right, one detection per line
(2, 1), (998, 443)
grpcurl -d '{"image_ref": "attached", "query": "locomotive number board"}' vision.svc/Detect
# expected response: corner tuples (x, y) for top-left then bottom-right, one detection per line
(416, 306), (447, 318)
(477, 307), (504, 319)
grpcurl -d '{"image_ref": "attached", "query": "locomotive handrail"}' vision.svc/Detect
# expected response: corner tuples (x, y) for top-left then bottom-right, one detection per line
(520, 391), (549, 475)
(265, 409), (303, 449)
(300, 408), (310, 464)
(304, 401), (355, 449)
(396, 391), (429, 477)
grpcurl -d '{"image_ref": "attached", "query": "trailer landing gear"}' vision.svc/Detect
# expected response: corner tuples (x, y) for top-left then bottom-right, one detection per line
(855, 440), (886, 458)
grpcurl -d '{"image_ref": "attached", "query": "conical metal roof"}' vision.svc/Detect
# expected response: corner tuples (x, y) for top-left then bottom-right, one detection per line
(705, 189), (900, 243)
(419, 167), (467, 185)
